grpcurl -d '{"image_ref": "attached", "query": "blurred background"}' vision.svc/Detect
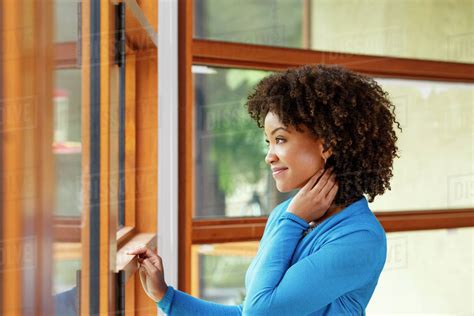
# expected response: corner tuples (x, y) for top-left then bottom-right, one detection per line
(0, 0), (472, 315)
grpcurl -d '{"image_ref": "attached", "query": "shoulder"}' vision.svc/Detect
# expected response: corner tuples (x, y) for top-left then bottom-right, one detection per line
(312, 228), (386, 283)
(329, 226), (387, 273)
(333, 198), (386, 244)
(320, 201), (387, 269)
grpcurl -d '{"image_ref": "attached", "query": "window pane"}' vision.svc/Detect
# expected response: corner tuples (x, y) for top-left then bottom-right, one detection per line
(55, 0), (80, 43)
(368, 227), (473, 314)
(52, 67), (81, 314)
(193, 66), (291, 218)
(108, 65), (122, 228)
(194, 0), (473, 63)
(192, 242), (258, 304)
(193, 228), (473, 314)
(53, 69), (82, 217)
(371, 79), (473, 211)
(53, 3), (82, 313)
(53, 245), (81, 293)
(195, 69), (473, 216)
(194, 0), (303, 48)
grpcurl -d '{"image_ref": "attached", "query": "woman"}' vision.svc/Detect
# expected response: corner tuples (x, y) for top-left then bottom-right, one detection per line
(128, 64), (401, 315)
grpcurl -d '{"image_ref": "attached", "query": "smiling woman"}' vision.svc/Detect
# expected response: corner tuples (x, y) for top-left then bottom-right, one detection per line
(135, 64), (396, 315)
(264, 112), (327, 193)
(247, 64), (402, 207)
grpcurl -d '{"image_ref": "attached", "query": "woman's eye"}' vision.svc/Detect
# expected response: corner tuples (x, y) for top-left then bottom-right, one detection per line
(265, 138), (285, 145)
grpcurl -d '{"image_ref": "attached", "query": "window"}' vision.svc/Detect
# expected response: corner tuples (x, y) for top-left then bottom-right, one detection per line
(192, 242), (258, 304)
(0, 0), (158, 314)
(178, 2), (474, 314)
(194, 0), (473, 63)
(194, 66), (291, 219)
(368, 227), (473, 314)
(77, 1), (158, 315)
(371, 79), (473, 211)
(1, 0), (472, 314)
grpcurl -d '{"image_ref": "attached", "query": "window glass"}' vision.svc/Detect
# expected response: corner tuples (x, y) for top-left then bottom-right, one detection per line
(52, 67), (82, 314)
(371, 79), (473, 211)
(53, 249), (81, 294)
(194, 68), (473, 215)
(194, 0), (303, 48)
(53, 69), (82, 217)
(192, 242), (258, 304)
(53, 2), (82, 312)
(55, 0), (80, 43)
(193, 228), (473, 314)
(193, 66), (291, 218)
(194, 0), (473, 63)
(368, 227), (473, 314)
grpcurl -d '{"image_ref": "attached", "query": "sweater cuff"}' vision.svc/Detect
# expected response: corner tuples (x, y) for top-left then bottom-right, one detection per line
(280, 212), (310, 229)
(156, 286), (175, 314)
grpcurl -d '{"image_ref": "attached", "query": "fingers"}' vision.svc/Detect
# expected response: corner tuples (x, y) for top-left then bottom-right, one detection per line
(142, 258), (158, 276)
(147, 253), (163, 267)
(312, 167), (333, 193)
(302, 168), (325, 192)
(319, 172), (337, 197)
(325, 181), (339, 204)
(127, 247), (156, 260)
(127, 246), (147, 255)
(127, 247), (149, 256)
(156, 255), (163, 268)
(129, 247), (163, 271)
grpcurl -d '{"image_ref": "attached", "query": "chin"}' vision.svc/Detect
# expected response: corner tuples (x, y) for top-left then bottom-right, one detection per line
(275, 176), (309, 192)
(275, 182), (296, 193)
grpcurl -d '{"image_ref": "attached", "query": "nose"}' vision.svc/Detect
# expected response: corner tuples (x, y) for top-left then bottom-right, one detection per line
(265, 147), (278, 165)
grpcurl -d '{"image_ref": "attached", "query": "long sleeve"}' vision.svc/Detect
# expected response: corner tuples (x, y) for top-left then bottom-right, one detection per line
(243, 212), (385, 315)
(154, 201), (288, 316)
(157, 286), (243, 315)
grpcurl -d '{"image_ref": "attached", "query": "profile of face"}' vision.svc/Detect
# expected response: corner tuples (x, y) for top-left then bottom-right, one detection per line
(264, 112), (330, 192)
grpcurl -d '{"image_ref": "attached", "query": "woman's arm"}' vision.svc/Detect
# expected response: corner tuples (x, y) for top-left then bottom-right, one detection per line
(127, 247), (244, 315)
(243, 215), (385, 315)
(157, 286), (243, 315)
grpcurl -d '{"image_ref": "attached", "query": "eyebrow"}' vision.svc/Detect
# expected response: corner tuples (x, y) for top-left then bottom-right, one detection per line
(267, 127), (289, 136)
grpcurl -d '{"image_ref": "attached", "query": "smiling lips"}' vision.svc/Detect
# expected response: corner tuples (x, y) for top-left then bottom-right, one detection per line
(272, 167), (288, 176)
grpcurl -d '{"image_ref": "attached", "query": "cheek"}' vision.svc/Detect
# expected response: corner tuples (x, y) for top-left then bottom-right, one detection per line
(273, 146), (323, 192)
(292, 150), (321, 175)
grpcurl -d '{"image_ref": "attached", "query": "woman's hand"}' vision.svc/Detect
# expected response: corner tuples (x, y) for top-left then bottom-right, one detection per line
(127, 247), (168, 302)
(287, 167), (339, 223)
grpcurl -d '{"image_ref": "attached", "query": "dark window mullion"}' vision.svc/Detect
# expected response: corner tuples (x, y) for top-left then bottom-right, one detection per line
(89, 0), (101, 314)
(117, 2), (126, 227)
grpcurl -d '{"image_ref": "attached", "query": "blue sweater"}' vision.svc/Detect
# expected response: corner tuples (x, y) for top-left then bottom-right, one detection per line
(157, 196), (387, 315)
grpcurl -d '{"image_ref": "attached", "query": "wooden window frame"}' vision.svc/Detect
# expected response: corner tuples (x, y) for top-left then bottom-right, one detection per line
(178, 0), (474, 294)
(0, 0), (159, 314)
(49, 0), (158, 315)
(81, 1), (159, 315)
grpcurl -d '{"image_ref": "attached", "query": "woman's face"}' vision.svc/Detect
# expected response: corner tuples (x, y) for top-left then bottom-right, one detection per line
(264, 112), (329, 192)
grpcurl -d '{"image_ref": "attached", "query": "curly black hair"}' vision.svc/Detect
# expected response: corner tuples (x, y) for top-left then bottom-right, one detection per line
(246, 64), (402, 206)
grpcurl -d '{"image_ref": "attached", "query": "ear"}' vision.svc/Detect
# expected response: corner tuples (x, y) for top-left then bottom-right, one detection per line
(318, 140), (333, 161)
(322, 148), (333, 162)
